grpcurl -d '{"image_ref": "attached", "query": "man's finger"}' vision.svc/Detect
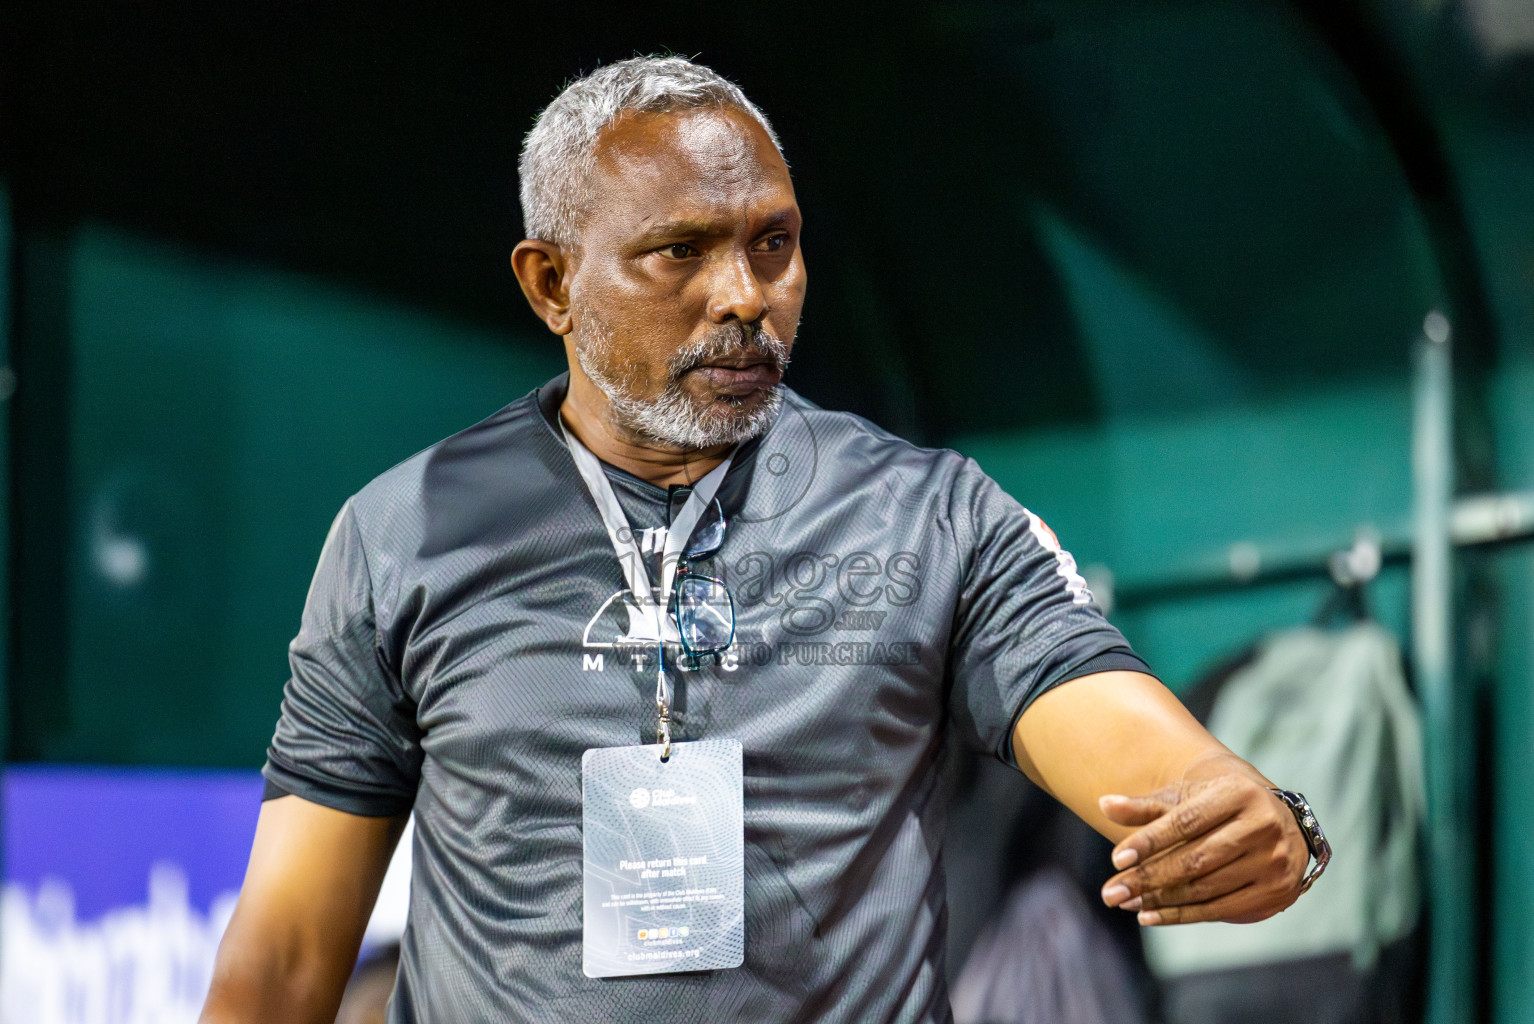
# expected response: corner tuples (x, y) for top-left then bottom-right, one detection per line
(1107, 777), (1242, 869)
(1100, 820), (1248, 907)
(1135, 855), (1253, 910)
(1097, 788), (1178, 830)
(1135, 884), (1259, 926)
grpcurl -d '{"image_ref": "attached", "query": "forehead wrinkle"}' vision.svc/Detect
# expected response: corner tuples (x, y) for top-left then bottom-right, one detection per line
(596, 108), (764, 176)
(605, 138), (773, 202)
(588, 107), (792, 238)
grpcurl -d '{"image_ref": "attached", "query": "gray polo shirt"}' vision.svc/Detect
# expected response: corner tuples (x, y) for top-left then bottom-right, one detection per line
(263, 375), (1148, 1023)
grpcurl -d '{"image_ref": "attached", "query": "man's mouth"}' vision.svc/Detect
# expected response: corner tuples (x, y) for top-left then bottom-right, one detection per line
(668, 321), (791, 400)
(686, 359), (784, 396)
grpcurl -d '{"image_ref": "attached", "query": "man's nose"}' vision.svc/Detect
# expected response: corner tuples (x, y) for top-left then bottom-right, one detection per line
(706, 249), (768, 325)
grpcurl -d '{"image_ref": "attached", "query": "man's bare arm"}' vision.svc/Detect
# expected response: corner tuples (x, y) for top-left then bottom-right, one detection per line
(199, 795), (407, 1024)
(1013, 670), (1310, 926)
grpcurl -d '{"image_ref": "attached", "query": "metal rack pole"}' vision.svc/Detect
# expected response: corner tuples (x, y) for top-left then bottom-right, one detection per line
(1415, 311), (1472, 1024)
(1102, 491), (1534, 611)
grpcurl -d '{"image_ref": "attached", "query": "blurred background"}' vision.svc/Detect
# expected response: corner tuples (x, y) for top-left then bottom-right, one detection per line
(0, 0), (1530, 1021)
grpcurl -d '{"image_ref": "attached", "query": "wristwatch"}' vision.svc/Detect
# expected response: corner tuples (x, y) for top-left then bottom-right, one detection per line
(1268, 788), (1331, 895)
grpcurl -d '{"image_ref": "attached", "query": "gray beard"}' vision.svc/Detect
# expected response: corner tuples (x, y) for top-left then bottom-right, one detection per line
(571, 311), (789, 450)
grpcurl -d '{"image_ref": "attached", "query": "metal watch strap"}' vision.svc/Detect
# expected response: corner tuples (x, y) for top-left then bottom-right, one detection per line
(1268, 787), (1331, 895)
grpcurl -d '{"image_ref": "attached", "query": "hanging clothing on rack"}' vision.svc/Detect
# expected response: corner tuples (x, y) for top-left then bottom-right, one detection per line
(1145, 622), (1426, 1021)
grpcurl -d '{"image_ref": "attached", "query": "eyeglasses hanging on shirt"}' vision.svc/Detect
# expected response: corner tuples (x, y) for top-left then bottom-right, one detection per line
(561, 420), (738, 754)
(670, 501), (734, 665)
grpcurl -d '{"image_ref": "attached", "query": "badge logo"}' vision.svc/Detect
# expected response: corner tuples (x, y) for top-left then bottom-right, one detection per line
(628, 787), (651, 809)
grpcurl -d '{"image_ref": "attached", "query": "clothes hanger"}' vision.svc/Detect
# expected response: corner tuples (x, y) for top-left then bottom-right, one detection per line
(1313, 534), (1381, 626)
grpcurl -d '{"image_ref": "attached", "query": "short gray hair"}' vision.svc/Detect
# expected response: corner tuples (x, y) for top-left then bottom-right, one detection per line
(518, 55), (783, 248)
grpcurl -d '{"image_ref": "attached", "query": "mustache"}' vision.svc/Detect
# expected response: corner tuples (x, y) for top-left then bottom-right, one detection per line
(668, 321), (790, 380)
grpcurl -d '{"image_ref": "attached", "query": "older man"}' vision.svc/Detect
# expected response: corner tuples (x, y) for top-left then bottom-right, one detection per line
(200, 56), (1326, 1024)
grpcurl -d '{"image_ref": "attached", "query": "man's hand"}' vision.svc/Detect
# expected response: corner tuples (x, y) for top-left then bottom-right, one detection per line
(1012, 671), (1313, 928)
(1097, 759), (1310, 926)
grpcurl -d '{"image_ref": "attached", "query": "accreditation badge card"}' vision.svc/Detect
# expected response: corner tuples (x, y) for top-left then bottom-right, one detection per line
(582, 738), (745, 977)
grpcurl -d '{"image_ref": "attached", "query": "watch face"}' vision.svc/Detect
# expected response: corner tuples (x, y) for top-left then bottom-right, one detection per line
(1274, 789), (1328, 856)
(1269, 788), (1331, 894)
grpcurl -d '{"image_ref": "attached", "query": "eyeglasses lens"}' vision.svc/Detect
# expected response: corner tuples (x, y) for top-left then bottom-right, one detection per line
(673, 497), (727, 561)
(686, 515), (727, 560)
(676, 574), (734, 653)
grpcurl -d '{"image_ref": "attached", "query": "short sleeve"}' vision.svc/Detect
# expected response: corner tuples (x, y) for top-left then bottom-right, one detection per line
(262, 499), (422, 816)
(946, 464), (1151, 768)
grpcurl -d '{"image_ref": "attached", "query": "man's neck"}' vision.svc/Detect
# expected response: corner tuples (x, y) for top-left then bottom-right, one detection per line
(559, 368), (731, 489)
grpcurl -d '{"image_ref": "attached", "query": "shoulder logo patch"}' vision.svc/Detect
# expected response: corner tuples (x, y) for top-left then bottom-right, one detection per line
(1023, 510), (1094, 606)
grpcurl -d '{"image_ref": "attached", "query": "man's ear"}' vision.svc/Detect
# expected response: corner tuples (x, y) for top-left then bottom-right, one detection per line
(511, 240), (574, 335)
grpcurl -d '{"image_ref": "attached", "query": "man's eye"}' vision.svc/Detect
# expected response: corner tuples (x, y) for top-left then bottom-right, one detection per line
(660, 243), (697, 259)
(755, 234), (788, 253)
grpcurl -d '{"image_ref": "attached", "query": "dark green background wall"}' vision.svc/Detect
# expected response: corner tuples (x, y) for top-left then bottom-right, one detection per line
(10, 226), (563, 763)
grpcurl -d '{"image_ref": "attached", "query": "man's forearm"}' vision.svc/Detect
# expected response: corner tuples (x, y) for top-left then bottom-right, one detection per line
(1012, 670), (1230, 839)
(199, 932), (354, 1024)
(1014, 670), (1309, 925)
(198, 798), (404, 1023)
